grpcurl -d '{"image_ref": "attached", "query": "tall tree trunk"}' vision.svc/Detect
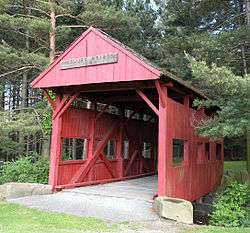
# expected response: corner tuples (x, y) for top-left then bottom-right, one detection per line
(245, 0), (250, 175)
(246, 0), (250, 25)
(240, 42), (247, 76)
(49, 0), (56, 63)
(0, 84), (4, 111)
(19, 1), (30, 156)
(42, 0), (56, 158)
(247, 130), (250, 175)
(21, 73), (28, 108)
(42, 136), (51, 158)
(22, 1), (30, 94)
(12, 83), (17, 110)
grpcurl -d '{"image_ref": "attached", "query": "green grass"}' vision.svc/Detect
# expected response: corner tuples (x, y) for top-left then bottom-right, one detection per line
(184, 225), (250, 233)
(1, 201), (250, 233)
(0, 202), (117, 233)
(224, 161), (247, 172)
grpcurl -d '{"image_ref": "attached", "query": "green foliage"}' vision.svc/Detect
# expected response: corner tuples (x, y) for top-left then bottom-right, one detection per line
(0, 155), (49, 185)
(189, 59), (250, 138)
(0, 45), (48, 76)
(0, 109), (44, 156)
(79, 0), (141, 45)
(210, 181), (250, 227)
(158, 0), (249, 77)
(33, 156), (50, 184)
(41, 107), (52, 135)
(0, 102), (54, 156)
(123, 0), (161, 61)
(0, 110), (42, 135)
(0, 137), (21, 155)
(0, 13), (50, 36)
(35, 99), (53, 135)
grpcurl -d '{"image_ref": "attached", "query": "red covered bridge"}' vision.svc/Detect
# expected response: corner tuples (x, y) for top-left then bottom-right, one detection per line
(31, 27), (223, 201)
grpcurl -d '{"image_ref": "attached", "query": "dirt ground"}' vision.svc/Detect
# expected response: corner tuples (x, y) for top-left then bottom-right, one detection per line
(118, 219), (186, 233)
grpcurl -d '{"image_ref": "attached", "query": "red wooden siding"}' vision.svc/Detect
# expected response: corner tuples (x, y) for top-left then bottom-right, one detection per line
(55, 101), (223, 201)
(163, 98), (223, 201)
(57, 107), (157, 186)
(31, 27), (160, 89)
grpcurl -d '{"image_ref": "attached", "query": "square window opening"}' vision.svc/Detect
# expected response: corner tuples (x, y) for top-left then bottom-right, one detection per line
(205, 143), (210, 160)
(103, 139), (116, 160)
(142, 142), (151, 159)
(216, 143), (222, 160)
(123, 140), (129, 159)
(62, 138), (88, 161)
(173, 139), (185, 166)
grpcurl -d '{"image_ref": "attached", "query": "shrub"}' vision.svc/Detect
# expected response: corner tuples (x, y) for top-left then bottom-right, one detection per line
(34, 157), (49, 184)
(0, 155), (49, 185)
(210, 180), (250, 227)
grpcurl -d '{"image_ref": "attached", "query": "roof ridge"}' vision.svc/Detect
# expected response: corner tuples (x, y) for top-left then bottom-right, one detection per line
(95, 28), (207, 98)
(31, 26), (207, 99)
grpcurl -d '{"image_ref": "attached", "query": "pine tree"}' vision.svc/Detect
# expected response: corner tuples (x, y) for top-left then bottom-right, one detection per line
(158, 0), (249, 78)
(0, 0), (142, 160)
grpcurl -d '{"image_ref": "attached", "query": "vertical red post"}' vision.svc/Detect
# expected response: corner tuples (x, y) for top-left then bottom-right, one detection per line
(48, 95), (62, 190)
(88, 102), (97, 181)
(116, 125), (124, 178)
(221, 139), (225, 180)
(89, 102), (97, 154)
(157, 85), (172, 197)
(117, 107), (126, 178)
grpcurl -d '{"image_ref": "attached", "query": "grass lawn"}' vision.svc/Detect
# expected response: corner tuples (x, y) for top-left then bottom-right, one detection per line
(184, 225), (250, 233)
(224, 160), (247, 172)
(0, 202), (117, 233)
(1, 201), (250, 233)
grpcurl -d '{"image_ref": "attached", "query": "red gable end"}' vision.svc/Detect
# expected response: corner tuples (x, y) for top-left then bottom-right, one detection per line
(31, 27), (161, 89)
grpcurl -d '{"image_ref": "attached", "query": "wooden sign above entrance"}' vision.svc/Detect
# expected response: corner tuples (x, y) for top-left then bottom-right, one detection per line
(60, 53), (118, 70)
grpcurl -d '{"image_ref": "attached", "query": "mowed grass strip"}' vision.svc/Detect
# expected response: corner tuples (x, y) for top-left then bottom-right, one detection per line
(224, 161), (247, 172)
(183, 225), (250, 233)
(0, 202), (117, 233)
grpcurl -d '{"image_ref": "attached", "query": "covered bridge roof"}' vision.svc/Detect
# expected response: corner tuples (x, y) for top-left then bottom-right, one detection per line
(31, 27), (206, 99)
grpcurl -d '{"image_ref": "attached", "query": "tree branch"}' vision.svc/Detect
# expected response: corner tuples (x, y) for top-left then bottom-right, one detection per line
(55, 13), (84, 23)
(0, 28), (48, 46)
(59, 25), (89, 29)
(13, 13), (42, 20)
(2, 107), (45, 136)
(8, 5), (50, 17)
(209, 12), (245, 32)
(0, 66), (40, 78)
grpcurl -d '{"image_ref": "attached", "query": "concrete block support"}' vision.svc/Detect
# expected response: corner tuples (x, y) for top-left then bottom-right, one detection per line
(153, 196), (193, 224)
(0, 183), (52, 200)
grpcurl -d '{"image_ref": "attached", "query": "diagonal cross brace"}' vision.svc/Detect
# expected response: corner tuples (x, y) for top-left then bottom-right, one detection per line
(52, 93), (79, 120)
(70, 110), (138, 184)
(136, 89), (159, 115)
(95, 103), (111, 121)
(57, 93), (79, 119)
(100, 152), (116, 178)
(70, 118), (123, 184)
(125, 150), (139, 176)
(52, 94), (70, 119)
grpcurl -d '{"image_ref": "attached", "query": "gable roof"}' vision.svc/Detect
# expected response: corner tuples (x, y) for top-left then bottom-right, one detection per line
(31, 27), (206, 98)
(95, 28), (207, 98)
